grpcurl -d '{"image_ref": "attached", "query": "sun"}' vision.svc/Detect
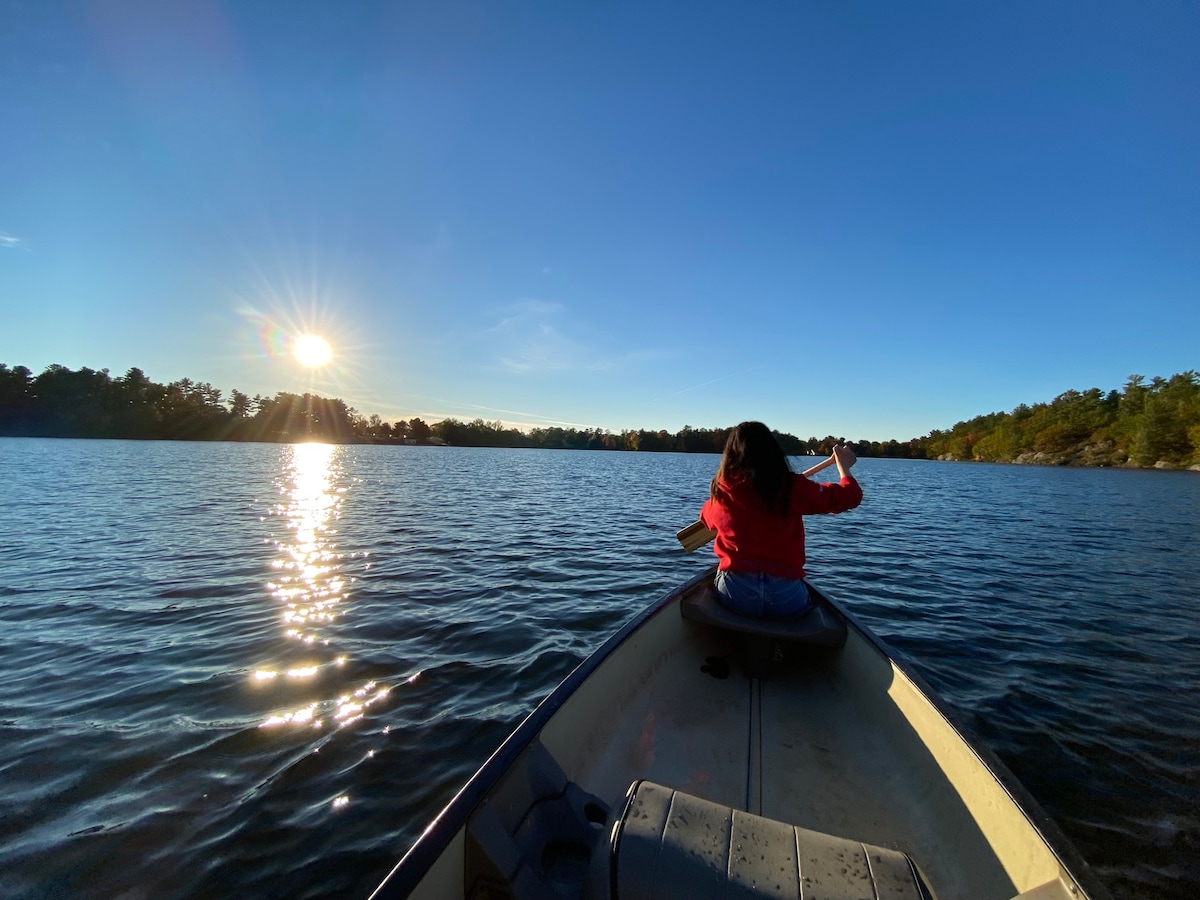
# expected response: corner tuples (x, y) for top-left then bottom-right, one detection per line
(293, 334), (333, 368)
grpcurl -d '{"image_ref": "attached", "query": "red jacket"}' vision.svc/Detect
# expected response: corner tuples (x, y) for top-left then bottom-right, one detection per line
(699, 472), (863, 579)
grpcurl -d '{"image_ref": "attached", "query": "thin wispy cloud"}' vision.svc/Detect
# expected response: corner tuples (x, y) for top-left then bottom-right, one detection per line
(442, 401), (592, 429)
(480, 299), (667, 375)
(481, 300), (590, 373)
(0, 232), (29, 251)
(649, 365), (762, 402)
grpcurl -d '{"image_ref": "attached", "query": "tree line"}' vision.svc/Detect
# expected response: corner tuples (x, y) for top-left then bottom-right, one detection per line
(1, 362), (1196, 467)
(921, 372), (1199, 468)
(0, 362), (847, 454)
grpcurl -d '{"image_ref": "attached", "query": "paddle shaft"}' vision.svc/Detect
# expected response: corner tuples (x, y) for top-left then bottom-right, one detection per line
(799, 455), (839, 479)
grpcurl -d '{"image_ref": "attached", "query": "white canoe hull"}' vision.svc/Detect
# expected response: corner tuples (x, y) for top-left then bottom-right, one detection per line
(372, 568), (1108, 900)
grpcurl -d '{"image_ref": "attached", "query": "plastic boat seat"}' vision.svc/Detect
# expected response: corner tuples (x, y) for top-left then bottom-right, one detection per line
(611, 780), (935, 900)
(681, 584), (847, 678)
(680, 584), (847, 648)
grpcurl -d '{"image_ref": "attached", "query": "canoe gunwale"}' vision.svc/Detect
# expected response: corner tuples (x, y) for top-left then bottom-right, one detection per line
(367, 565), (716, 900)
(809, 578), (1113, 900)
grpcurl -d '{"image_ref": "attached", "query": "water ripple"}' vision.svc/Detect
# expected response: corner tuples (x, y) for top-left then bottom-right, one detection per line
(0, 441), (1196, 899)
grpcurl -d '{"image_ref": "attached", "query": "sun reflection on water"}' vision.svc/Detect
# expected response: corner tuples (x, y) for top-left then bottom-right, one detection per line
(266, 442), (345, 644)
(255, 443), (389, 737)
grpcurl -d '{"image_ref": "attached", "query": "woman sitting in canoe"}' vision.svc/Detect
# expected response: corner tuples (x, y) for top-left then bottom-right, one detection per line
(700, 421), (862, 619)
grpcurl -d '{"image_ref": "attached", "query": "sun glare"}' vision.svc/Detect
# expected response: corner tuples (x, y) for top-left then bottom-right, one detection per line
(293, 334), (333, 368)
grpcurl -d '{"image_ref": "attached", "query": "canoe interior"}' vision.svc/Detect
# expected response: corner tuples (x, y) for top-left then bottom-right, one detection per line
(376, 570), (1106, 900)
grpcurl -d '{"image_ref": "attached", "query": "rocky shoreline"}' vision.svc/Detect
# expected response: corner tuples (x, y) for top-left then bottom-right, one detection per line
(934, 440), (1200, 470)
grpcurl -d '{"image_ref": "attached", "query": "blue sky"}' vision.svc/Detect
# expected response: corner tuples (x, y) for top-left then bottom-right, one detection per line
(2, 1), (1197, 441)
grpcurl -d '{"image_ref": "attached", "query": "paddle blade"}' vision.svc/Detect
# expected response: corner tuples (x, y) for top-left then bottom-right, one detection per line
(676, 520), (716, 552)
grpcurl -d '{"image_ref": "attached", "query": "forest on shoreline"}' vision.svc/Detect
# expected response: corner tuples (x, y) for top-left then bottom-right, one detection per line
(1, 362), (1198, 469)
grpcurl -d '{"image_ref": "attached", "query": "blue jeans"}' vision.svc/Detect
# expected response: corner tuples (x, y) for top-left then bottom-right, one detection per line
(714, 570), (812, 620)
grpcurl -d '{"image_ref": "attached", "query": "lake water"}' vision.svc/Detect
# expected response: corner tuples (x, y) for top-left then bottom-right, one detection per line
(0, 439), (1197, 899)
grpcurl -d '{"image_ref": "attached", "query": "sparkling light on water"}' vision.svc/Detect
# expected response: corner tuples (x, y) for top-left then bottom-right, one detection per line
(256, 444), (387, 734)
(269, 443), (344, 645)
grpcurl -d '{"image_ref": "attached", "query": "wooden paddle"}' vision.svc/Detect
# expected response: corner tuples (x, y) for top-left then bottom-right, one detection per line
(675, 453), (853, 552)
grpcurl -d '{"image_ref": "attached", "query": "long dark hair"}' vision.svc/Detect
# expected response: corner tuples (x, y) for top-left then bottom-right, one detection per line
(709, 421), (792, 516)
